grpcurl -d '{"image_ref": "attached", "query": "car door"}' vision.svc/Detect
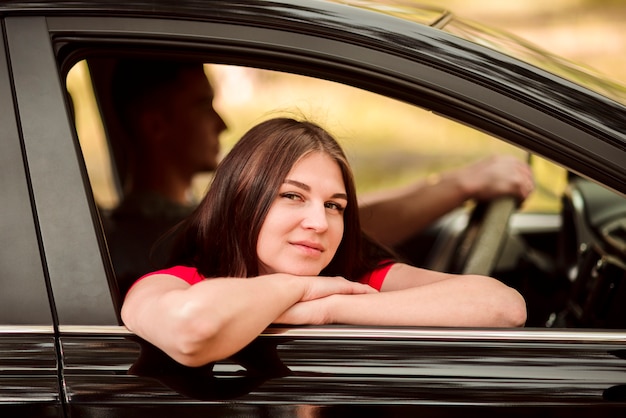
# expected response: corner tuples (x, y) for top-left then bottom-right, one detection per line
(0, 17), (62, 418)
(3, 4), (626, 417)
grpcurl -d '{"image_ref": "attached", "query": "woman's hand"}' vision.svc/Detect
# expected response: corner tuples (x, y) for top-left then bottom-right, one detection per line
(298, 275), (376, 302)
(274, 296), (336, 325)
(276, 276), (376, 324)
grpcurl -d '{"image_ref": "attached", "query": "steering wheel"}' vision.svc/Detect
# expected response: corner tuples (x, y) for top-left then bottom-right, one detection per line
(449, 196), (517, 276)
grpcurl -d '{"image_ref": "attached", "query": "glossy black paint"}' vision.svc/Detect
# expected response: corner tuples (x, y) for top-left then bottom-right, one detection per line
(0, 0), (625, 416)
(59, 328), (626, 415)
(0, 331), (61, 417)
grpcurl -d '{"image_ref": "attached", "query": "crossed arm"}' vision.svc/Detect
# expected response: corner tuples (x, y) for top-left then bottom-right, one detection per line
(276, 264), (526, 327)
(121, 265), (526, 367)
(121, 273), (375, 367)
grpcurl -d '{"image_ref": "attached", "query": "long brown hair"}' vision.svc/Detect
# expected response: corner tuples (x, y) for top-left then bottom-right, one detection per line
(169, 117), (385, 280)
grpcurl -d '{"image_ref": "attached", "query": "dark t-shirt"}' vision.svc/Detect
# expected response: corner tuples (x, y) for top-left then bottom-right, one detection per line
(102, 192), (195, 297)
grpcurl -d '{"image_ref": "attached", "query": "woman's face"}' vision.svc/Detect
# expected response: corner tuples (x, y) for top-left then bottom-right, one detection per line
(257, 152), (347, 276)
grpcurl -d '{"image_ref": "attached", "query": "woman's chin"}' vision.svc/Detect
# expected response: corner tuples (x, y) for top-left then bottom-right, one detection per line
(259, 262), (326, 277)
(284, 266), (324, 277)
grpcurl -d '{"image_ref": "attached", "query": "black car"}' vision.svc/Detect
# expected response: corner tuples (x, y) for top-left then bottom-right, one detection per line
(1, 0), (626, 416)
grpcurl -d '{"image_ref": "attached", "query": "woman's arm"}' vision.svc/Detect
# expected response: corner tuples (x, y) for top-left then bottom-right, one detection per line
(277, 264), (527, 327)
(121, 273), (374, 367)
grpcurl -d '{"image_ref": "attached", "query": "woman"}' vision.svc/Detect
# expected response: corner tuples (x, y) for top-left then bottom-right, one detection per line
(122, 118), (526, 367)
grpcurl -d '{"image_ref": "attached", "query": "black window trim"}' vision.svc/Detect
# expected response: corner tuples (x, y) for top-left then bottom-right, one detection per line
(34, 14), (626, 331)
(47, 16), (626, 195)
(5, 16), (119, 326)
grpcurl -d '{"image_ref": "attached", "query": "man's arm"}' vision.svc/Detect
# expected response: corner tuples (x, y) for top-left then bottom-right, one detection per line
(358, 155), (534, 247)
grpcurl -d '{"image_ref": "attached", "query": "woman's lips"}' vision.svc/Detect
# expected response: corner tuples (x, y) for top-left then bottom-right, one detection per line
(291, 240), (324, 255)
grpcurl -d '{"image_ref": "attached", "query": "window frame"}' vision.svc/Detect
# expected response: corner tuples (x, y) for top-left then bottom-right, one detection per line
(5, 16), (119, 326)
(0, 19), (55, 326)
(7, 12), (621, 332)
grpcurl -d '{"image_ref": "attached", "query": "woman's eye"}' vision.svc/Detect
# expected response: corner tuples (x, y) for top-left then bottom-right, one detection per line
(280, 192), (302, 201)
(325, 202), (345, 212)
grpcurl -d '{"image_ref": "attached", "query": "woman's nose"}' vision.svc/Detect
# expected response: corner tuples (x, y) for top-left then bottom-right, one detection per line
(301, 204), (328, 232)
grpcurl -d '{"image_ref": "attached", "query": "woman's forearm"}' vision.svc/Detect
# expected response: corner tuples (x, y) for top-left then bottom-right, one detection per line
(325, 275), (527, 328)
(122, 274), (307, 367)
(122, 274), (375, 367)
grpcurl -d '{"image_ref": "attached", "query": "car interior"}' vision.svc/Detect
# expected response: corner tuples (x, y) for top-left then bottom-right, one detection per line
(65, 50), (626, 330)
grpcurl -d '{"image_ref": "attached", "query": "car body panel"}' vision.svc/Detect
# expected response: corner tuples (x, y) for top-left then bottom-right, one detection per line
(0, 329), (61, 417)
(58, 326), (626, 414)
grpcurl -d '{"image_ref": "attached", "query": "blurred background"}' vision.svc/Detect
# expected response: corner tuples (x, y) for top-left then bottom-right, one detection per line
(68, 0), (626, 212)
(207, 0), (626, 208)
(440, 0), (625, 81)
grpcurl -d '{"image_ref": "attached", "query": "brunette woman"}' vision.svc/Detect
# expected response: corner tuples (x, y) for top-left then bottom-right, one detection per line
(122, 118), (526, 367)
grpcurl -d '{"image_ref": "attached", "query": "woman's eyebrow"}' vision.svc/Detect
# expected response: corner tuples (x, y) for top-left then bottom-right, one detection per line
(284, 179), (347, 200)
(284, 179), (310, 191)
